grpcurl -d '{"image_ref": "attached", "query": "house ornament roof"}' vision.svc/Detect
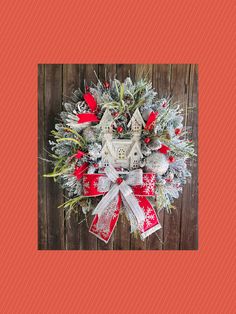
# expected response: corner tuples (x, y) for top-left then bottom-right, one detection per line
(127, 108), (145, 128)
(99, 108), (117, 127)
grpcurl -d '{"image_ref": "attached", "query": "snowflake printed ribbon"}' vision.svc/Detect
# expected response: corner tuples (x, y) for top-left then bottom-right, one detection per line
(83, 165), (161, 243)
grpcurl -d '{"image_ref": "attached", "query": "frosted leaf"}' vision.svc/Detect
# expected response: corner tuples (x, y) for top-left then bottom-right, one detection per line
(63, 102), (75, 112)
(149, 139), (162, 150)
(142, 144), (152, 157)
(82, 127), (98, 143)
(88, 143), (102, 160)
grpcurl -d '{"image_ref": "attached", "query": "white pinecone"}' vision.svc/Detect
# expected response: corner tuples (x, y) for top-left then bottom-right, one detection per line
(82, 127), (97, 143)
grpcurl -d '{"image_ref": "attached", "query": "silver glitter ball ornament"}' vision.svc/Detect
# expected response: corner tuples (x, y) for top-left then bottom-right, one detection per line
(145, 152), (169, 175)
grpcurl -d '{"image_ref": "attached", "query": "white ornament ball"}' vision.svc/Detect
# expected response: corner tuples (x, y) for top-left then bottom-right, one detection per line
(145, 152), (169, 175)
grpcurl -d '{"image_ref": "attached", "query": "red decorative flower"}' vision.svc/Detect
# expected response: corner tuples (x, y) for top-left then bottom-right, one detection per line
(83, 92), (97, 112)
(77, 113), (99, 123)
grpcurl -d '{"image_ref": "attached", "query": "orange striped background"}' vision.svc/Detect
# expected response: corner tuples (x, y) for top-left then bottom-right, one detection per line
(1, 0), (235, 312)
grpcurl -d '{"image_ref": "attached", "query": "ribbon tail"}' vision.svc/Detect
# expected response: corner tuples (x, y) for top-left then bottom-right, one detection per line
(121, 195), (139, 233)
(92, 184), (119, 216)
(136, 196), (162, 240)
(119, 182), (146, 224)
(89, 194), (121, 243)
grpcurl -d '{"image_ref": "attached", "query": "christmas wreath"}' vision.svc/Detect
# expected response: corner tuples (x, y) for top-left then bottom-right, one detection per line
(44, 76), (195, 243)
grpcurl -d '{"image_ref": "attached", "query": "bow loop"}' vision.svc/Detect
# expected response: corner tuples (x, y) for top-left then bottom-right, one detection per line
(93, 164), (145, 224)
(105, 165), (119, 182)
(125, 168), (143, 186)
(93, 184), (119, 216)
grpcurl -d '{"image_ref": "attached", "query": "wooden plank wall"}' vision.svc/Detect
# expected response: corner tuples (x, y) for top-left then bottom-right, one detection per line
(38, 64), (198, 250)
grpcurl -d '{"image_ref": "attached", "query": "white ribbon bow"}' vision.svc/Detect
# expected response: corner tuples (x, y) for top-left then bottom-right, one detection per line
(92, 165), (146, 226)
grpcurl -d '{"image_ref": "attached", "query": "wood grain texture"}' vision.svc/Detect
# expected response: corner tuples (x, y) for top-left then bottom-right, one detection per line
(163, 64), (189, 250)
(63, 64), (82, 250)
(38, 64), (47, 249)
(180, 65), (198, 250)
(79, 64), (99, 250)
(44, 64), (65, 250)
(38, 64), (198, 250)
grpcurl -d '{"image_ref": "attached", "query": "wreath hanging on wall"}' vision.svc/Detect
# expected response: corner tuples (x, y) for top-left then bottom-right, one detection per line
(44, 76), (195, 243)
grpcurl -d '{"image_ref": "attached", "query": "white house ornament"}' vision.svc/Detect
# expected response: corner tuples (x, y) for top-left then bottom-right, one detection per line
(44, 76), (195, 244)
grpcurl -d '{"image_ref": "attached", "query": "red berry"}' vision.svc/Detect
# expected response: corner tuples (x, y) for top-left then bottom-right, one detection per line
(168, 156), (175, 163)
(116, 177), (123, 185)
(144, 137), (151, 144)
(85, 85), (90, 91)
(158, 144), (170, 154)
(113, 112), (119, 117)
(103, 81), (110, 89)
(175, 128), (181, 135)
(94, 163), (99, 168)
(117, 126), (123, 133)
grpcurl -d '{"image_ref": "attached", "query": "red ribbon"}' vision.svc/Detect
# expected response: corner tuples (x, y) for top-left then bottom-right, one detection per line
(83, 173), (161, 243)
(144, 111), (158, 130)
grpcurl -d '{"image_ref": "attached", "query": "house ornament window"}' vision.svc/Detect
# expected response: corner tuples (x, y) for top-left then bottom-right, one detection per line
(133, 121), (141, 131)
(118, 148), (126, 159)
